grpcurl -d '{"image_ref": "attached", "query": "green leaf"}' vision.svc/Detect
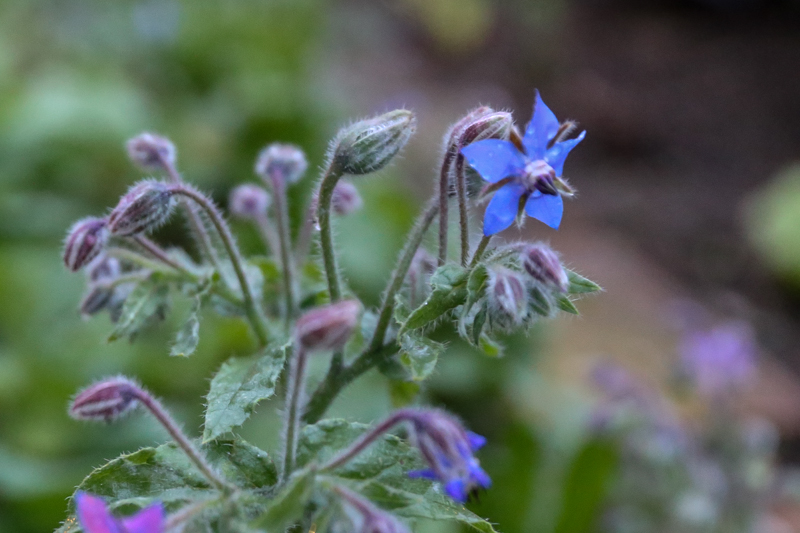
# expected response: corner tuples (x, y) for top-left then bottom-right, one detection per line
(566, 269), (602, 294)
(170, 297), (201, 357)
(398, 333), (444, 382)
(107, 277), (170, 342)
(389, 380), (420, 407)
(528, 286), (553, 317)
(465, 264), (489, 312)
(62, 438), (276, 523)
(296, 419), (498, 532)
(472, 304), (488, 346)
(203, 342), (290, 442)
(250, 467), (316, 532)
(401, 264), (468, 333)
(556, 295), (580, 315)
(477, 334), (504, 358)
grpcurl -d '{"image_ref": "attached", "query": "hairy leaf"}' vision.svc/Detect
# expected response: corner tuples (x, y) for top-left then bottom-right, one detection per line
(398, 333), (444, 382)
(401, 264), (468, 333)
(170, 296), (201, 357)
(556, 294), (580, 315)
(107, 277), (169, 342)
(249, 468), (316, 532)
(565, 269), (602, 294)
(203, 342), (290, 442)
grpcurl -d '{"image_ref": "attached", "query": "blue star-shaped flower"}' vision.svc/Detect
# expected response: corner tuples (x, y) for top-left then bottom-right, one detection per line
(461, 91), (586, 235)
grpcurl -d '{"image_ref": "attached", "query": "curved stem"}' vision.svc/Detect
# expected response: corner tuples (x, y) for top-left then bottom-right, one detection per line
(368, 199), (439, 353)
(131, 235), (194, 276)
(317, 164), (344, 302)
(133, 388), (233, 492)
(269, 174), (297, 325)
(106, 247), (181, 274)
(159, 156), (221, 271)
(455, 153), (470, 267)
(173, 186), (270, 346)
(254, 213), (281, 257)
(321, 410), (408, 471)
(470, 235), (492, 267)
(437, 151), (455, 266)
(282, 346), (307, 479)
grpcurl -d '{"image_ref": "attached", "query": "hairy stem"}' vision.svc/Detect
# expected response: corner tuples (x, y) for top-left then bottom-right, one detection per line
(317, 164), (344, 301)
(470, 235), (492, 267)
(282, 346), (307, 479)
(254, 213), (281, 257)
(173, 186), (270, 346)
(269, 173), (297, 325)
(293, 203), (316, 264)
(437, 151), (455, 266)
(133, 388), (233, 492)
(321, 410), (408, 471)
(455, 153), (470, 267)
(368, 199), (439, 353)
(131, 235), (193, 276)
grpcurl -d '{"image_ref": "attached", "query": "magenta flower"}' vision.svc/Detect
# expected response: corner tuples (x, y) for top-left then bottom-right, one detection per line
(75, 492), (164, 533)
(461, 91), (585, 235)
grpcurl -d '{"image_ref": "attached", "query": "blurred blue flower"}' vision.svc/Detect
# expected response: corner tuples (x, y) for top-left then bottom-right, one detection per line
(461, 91), (585, 235)
(76, 492), (165, 533)
(404, 410), (491, 502)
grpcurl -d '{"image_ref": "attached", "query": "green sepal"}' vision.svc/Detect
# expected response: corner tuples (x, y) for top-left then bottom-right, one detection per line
(107, 274), (170, 342)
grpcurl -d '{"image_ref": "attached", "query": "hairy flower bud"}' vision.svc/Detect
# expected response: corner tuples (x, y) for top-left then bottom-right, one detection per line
(229, 183), (271, 220)
(63, 217), (109, 271)
(69, 376), (140, 422)
(108, 180), (176, 236)
(332, 110), (416, 175)
(295, 300), (361, 352)
(255, 143), (308, 185)
(331, 181), (363, 216)
(335, 486), (411, 533)
(79, 255), (123, 317)
(487, 267), (528, 326)
(126, 132), (177, 170)
(459, 110), (513, 148)
(521, 243), (569, 293)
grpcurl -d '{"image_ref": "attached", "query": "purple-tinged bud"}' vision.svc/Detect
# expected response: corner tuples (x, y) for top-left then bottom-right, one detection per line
(295, 300), (361, 352)
(331, 181), (363, 216)
(108, 180), (176, 236)
(229, 183), (271, 220)
(69, 376), (140, 422)
(487, 267), (528, 326)
(335, 486), (411, 533)
(87, 254), (121, 283)
(255, 143), (308, 185)
(63, 217), (109, 272)
(76, 492), (165, 533)
(80, 255), (123, 317)
(521, 243), (569, 293)
(126, 132), (177, 170)
(459, 110), (513, 147)
(331, 110), (416, 175)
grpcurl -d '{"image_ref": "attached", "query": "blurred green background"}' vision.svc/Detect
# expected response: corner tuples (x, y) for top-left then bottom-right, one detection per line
(2, 0), (800, 532)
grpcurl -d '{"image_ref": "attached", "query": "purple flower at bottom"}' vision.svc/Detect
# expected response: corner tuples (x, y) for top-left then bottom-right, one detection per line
(76, 492), (164, 533)
(403, 410), (491, 502)
(461, 91), (585, 235)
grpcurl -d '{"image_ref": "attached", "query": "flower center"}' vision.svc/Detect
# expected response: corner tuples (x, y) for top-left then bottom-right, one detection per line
(523, 159), (557, 195)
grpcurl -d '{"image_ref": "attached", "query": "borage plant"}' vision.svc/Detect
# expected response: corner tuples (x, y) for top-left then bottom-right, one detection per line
(59, 91), (600, 533)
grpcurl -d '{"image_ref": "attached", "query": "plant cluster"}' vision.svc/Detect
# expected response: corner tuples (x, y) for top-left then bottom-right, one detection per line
(58, 92), (599, 532)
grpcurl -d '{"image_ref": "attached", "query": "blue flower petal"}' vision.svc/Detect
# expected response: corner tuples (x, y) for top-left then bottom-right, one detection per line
(444, 479), (469, 502)
(120, 504), (165, 533)
(408, 468), (438, 481)
(523, 90), (561, 159)
(525, 191), (563, 229)
(75, 492), (121, 533)
(483, 183), (525, 236)
(468, 461), (493, 489)
(466, 431), (487, 451)
(545, 130), (586, 176)
(461, 139), (525, 183)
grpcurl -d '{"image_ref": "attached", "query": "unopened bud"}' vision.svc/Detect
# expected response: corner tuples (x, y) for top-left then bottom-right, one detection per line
(255, 143), (308, 185)
(332, 110), (416, 175)
(108, 180), (176, 236)
(229, 183), (271, 220)
(295, 300), (361, 352)
(80, 255), (122, 317)
(331, 181), (363, 216)
(459, 110), (513, 147)
(63, 217), (109, 272)
(521, 244), (569, 293)
(69, 376), (140, 422)
(488, 267), (528, 326)
(126, 133), (176, 170)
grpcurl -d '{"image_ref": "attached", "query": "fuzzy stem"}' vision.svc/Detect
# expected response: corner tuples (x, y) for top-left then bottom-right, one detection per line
(470, 235), (492, 267)
(437, 151), (455, 266)
(293, 203), (316, 264)
(321, 410), (411, 471)
(131, 235), (194, 276)
(455, 153), (470, 267)
(254, 213), (281, 257)
(106, 247), (181, 274)
(282, 346), (308, 479)
(159, 155), (221, 271)
(172, 186), (270, 346)
(368, 199), (439, 353)
(164, 497), (222, 531)
(302, 342), (398, 424)
(269, 173), (297, 324)
(317, 163), (344, 301)
(132, 388), (233, 492)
